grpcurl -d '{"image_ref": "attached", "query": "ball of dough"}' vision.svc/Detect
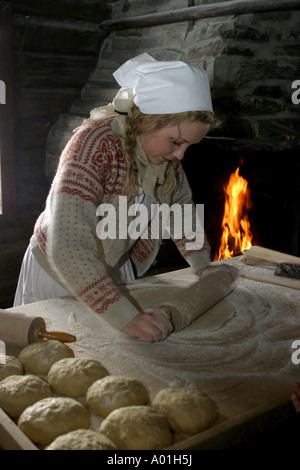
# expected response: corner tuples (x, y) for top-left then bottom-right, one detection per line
(47, 358), (109, 397)
(0, 355), (23, 381)
(19, 339), (74, 375)
(46, 429), (117, 450)
(99, 405), (173, 450)
(18, 397), (90, 446)
(151, 387), (218, 435)
(86, 375), (149, 417)
(0, 374), (52, 419)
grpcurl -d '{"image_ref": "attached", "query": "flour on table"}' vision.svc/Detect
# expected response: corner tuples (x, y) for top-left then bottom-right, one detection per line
(9, 265), (300, 418)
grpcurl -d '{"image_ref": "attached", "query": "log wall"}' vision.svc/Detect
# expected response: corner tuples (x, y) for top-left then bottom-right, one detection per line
(0, 0), (111, 307)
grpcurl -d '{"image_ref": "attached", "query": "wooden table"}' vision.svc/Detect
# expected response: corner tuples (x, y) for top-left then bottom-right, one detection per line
(1, 257), (300, 450)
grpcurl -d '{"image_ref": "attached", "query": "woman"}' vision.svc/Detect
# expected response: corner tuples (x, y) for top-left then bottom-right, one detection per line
(14, 53), (238, 342)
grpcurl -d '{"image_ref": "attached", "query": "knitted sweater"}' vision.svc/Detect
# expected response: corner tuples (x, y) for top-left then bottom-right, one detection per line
(30, 115), (211, 330)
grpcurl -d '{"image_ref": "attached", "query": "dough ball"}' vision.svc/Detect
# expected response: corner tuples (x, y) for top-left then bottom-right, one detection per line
(86, 375), (149, 417)
(19, 339), (74, 375)
(47, 358), (109, 397)
(18, 397), (90, 447)
(151, 387), (218, 435)
(46, 429), (117, 450)
(0, 374), (52, 419)
(0, 355), (23, 381)
(99, 405), (173, 450)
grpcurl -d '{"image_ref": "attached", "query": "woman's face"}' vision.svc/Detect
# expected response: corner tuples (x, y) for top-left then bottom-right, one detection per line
(139, 120), (210, 165)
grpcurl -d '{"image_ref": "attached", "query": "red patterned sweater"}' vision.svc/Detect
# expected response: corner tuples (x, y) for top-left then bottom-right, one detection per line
(30, 115), (211, 330)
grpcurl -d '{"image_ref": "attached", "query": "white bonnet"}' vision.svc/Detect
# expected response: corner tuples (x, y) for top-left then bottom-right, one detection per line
(113, 53), (213, 115)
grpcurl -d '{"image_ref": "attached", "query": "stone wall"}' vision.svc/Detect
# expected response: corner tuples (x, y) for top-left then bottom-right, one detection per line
(46, 0), (300, 179)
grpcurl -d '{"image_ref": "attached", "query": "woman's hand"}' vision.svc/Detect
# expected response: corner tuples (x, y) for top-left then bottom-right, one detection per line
(196, 263), (240, 281)
(121, 309), (174, 343)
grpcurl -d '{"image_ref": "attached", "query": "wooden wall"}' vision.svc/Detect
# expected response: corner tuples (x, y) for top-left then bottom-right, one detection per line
(0, 0), (111, 307)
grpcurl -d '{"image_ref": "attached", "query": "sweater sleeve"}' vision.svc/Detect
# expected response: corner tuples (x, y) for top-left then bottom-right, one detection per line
(167, 161), (212, 272)
(43, 120), (142, 330)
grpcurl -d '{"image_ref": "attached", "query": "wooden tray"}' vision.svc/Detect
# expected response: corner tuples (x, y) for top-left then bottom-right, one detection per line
(1, 262), (299, 450)
(0, 394), (294, 450)
(0, 408), (37, 450)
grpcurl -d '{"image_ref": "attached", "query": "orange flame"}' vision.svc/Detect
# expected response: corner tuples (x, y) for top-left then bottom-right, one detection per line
(216, 165), (253, 260)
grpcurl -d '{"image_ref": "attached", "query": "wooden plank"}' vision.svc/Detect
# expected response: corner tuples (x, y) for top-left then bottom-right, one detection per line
(0, 408), (38, 450)
(99, 0), (300, 31)
(0, 244), (25, 279)
(14, 87), (78, 120)
(240, 269), (300, 290)
(242, 246), (300, 265)
(14, 117), (48, 150)
(15, 52), (96, 88)
(12, 15), (102, 55)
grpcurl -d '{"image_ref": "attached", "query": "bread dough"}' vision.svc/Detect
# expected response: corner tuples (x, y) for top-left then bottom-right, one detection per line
(0, 355), (24, 381)
(46, 429), (117, 450)
(47, 357), (109, 397)
(86, 375), (149, 417)
(0, 374), (52, 419)
(151, 387), (218, 435)
(18, 339), (74, 375)
(18, 396), (90, 446)
(99, 405), (173, 450)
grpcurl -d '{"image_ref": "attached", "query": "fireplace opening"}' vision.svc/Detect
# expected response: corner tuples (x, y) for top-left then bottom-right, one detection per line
(182, 143), (300, 261)
(149, 143), (299, 275)
(213, 158), (253, 261)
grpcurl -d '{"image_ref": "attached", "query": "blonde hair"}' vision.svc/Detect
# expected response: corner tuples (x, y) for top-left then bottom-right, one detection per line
(124, 105), (217, 199)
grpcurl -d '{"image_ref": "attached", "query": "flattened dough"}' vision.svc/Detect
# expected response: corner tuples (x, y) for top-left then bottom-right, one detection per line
(86, 375), (149, 417)
(18, 397), (90, 446)
(46, 429), (117, 450)
(19, 339), (74, 375)
(47, 357), (109, 397)
(0, 355), (23, 381)
(0, 374), (52, 418)
(99, 405), (173, 450)
(151, 387), (218, 435)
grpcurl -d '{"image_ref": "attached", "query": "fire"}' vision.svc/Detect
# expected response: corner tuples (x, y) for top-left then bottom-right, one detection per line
(216, 165), (253, 260)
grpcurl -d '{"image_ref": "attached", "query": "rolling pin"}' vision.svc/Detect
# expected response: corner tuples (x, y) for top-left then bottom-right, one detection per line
(160, 270), (234, 332)
(0, 310), (76, 348)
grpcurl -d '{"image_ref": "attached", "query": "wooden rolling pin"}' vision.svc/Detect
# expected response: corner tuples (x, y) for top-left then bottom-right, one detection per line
(160, 270), (234, 332)
(0, 310), (76, 348)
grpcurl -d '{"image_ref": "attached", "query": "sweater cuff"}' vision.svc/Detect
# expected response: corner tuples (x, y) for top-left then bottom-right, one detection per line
(185, 250), (211, 273)
(97, 294), (141, 331)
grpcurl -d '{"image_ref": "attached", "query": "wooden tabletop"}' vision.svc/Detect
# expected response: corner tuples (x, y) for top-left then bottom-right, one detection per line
(2, 257), (300, 449)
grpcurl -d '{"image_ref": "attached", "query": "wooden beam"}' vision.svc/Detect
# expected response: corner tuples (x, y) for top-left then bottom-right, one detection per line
(99, 0), (300, 31)
(8, 0), (111, 24)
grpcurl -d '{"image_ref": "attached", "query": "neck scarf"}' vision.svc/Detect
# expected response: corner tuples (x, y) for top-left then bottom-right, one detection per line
(133, 136), (168, 199)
